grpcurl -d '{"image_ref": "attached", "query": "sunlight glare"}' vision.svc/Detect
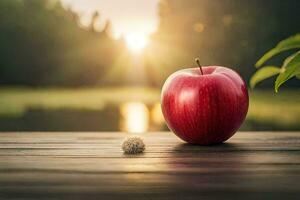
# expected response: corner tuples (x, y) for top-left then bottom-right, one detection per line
(125, 33), (149, 53)
(120, 102), (149, 133)
(151, 102), (165, 125)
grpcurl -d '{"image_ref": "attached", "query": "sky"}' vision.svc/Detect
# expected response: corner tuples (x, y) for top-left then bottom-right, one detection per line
(60, 0), (159, 39)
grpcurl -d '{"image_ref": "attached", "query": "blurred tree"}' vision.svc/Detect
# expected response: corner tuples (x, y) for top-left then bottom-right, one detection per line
(90, 11), (100, 32)
(148, 0), (300, 88)
(0, 0), (122, 86)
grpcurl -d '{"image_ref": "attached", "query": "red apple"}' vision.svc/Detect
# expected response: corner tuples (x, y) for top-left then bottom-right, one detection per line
(161, 59), (249, 145)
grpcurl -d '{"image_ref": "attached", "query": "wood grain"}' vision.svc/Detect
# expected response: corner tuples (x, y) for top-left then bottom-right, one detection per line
(0, 132), (299, 200)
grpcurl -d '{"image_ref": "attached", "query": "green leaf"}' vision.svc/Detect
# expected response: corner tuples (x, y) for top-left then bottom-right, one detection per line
(250, 66), (281, 89)
(296, 71), (300, 79)
(283, 51), (298, 66)
(256, 34), (300, 67)
(296, 67), (300, 79)
(275, 51), (300, 92)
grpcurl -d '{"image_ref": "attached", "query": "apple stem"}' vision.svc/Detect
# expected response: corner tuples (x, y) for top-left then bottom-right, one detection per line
(195, 58), (204, 75)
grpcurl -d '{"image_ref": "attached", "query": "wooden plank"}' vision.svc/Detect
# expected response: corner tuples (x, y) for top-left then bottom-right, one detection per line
(0, 132), (299, 199)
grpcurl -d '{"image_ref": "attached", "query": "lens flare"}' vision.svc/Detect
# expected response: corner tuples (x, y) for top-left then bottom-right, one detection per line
(125, 33), (148, 53)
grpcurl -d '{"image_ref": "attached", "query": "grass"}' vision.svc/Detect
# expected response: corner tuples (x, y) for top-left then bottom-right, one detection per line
(0, 87), (160, 116)
(0, 87), (299, 130)
(248, 90), (300, 128)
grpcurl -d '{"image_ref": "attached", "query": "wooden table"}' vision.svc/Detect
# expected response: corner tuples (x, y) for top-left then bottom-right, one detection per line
(0, 132), (299, 200)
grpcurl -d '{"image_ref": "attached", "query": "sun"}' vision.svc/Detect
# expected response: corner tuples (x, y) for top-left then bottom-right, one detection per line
(125, 33), (149, 53)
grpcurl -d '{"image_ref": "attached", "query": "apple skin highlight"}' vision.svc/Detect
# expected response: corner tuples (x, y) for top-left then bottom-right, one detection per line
(161, 66), (249, 145)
